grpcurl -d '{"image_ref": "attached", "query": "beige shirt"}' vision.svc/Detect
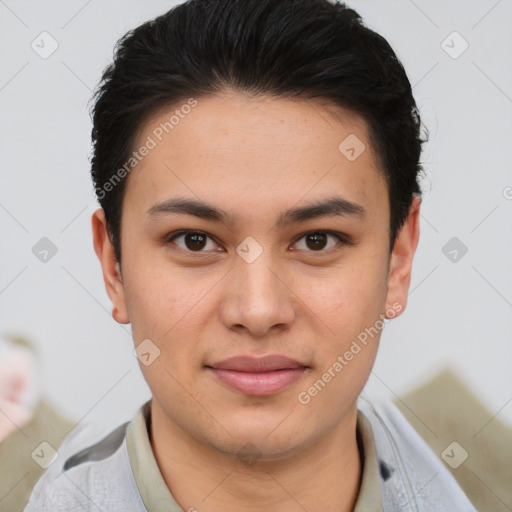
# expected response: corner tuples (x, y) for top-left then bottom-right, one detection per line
(126, 401), (384, 511)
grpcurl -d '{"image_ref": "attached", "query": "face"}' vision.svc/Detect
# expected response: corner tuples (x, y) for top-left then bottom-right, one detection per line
(93, 90), (419, 461)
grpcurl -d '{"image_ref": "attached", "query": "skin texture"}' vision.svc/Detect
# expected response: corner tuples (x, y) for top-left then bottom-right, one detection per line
(92, 90), (420, 512)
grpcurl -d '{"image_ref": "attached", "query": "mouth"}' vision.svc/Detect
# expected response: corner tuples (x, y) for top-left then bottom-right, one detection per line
(205, 355), (310, 396)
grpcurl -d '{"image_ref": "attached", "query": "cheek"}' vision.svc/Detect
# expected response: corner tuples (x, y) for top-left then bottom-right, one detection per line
(123, 265), (217, 378)
(298, 258), (388, 380)
(122, 253), (189, 331)
(298, 293), (383, 414)
(300, 259), (388, 327)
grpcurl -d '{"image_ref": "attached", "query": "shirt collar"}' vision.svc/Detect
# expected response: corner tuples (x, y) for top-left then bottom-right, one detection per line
(126, 400), (383, 511)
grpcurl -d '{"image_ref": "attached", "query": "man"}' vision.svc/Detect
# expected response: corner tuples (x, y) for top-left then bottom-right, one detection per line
(24, 0), (478, 510)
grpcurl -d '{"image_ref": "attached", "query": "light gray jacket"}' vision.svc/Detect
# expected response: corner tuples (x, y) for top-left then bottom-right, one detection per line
(24, 398), (478, 511)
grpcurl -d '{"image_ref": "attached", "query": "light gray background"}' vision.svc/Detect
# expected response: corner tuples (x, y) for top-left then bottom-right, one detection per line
(1, 0), (511, 433)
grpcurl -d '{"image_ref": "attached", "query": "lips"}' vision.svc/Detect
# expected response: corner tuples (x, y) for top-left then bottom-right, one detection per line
(206, 355), (309, 396)
(210, 355), (307, 372)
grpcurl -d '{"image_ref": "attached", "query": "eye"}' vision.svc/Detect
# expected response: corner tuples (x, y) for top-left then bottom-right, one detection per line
(292, 231), (348, 253)
(165, 229), (351, 255)
(166, 230), (222, 253)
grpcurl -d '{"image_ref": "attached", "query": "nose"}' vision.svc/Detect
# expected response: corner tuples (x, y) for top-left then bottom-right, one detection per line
(219, 249), (296, 338)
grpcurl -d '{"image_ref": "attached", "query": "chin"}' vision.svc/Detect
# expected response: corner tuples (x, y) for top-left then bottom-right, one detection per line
(216, 416), (312, 455)
(212, 434), (307, 465)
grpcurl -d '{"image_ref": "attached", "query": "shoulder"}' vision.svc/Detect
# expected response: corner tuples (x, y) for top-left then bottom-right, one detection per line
(358, 397), (478, 512)
(24, 417), (146, 512)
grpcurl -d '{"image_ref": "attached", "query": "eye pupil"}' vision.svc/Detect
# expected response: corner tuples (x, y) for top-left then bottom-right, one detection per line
(185, 232), (207, 251)
(306, 232), (327, 251)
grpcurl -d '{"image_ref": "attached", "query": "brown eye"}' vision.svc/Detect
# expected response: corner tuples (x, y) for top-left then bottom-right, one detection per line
(292, 231), (346, 252)
(305, 232), (328, 250)
(184, 232), (207, 250)
(167, 231), (221, 253)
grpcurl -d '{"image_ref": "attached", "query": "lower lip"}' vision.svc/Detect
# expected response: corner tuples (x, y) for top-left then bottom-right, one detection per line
(208, 367), (307, 396)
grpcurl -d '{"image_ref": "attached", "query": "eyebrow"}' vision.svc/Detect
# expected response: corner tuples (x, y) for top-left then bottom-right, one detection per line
(147, 195), (365, 229)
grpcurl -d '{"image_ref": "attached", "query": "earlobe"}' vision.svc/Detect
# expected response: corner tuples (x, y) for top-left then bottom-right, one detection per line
(91, 208), (130, 324)
(384, 195), (421, 317)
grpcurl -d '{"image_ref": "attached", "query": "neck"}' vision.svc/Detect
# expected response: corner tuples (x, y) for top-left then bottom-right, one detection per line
(150, 400), (362, 512)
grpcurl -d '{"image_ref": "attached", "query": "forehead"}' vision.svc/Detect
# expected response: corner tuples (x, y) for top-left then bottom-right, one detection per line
(125, 91), (387, 219)
(138, 90), (374, 152)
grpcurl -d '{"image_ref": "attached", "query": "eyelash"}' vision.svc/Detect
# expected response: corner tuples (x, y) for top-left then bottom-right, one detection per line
(164, 229), (352, 255)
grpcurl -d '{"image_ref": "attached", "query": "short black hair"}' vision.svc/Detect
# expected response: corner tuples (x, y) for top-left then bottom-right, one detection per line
(90, 0), (427, 263)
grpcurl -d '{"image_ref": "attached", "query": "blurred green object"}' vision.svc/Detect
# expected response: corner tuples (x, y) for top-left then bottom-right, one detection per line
(393, 368), (512, 512)
(0, 334), (74, 512)
(0, 399), (74, 511)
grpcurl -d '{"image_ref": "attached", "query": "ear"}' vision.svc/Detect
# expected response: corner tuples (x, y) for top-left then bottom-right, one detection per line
(384, 195), (421, 318)
(91, 208), (130, 324)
